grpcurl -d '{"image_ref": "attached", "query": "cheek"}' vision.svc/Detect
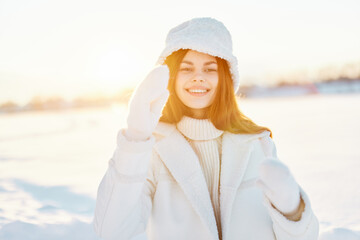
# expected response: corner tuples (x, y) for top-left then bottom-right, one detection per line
(213, 78), (219, 89)
(210, 77), (219, 93)
(175, 78), (186, 99)
(207, 78), (219, 104)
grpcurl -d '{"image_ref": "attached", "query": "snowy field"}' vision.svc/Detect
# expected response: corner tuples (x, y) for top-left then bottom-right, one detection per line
(0, 94), (359, 240)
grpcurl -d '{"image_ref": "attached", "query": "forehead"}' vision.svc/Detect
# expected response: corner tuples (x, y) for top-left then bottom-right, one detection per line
(182, 50), (217, 63)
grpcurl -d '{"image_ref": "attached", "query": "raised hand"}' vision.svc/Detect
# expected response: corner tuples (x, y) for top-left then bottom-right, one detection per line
(125, 65), (170, 141)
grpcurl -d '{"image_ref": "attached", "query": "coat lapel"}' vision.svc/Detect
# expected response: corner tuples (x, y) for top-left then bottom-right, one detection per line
(219, 131), (270, 240)
(154, 127), (219, 240)
(153, 122), (270, 240)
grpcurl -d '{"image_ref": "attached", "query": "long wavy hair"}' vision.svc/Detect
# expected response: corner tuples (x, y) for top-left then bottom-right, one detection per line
(159, 49), (272, 137)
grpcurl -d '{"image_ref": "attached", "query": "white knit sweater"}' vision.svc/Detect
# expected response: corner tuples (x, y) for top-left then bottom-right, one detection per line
(176, 115), (224, 238)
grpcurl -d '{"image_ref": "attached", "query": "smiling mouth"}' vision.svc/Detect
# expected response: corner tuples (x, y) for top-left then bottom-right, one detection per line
(186, 89), (210, 93)
(185, 88), (210, 96)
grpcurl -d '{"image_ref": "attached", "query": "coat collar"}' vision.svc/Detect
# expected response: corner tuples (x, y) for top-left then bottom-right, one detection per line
(219, 131), (269, 239)
(154, 126), (219, 239)
(153, 122), (270, 240)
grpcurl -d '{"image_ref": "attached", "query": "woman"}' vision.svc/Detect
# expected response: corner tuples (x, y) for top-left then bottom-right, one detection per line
(93, 17), (319, 240)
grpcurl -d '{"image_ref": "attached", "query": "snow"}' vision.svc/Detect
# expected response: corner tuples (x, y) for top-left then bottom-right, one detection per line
(0, 95), (359, 239)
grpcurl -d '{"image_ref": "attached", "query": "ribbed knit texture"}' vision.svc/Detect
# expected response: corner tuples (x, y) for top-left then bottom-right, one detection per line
(176, 116), (224, 239)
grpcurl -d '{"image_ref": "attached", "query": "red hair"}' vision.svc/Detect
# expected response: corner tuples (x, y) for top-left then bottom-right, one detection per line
(159, 49), (272, 137)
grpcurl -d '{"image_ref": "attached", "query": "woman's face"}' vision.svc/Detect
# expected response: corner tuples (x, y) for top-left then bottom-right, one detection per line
(175, 50), (219, 114)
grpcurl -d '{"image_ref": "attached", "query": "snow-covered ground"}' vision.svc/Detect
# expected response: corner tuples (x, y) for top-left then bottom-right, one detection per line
(0, 94), (359, 240)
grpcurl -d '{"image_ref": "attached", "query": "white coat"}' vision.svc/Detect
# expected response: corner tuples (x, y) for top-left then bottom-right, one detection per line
(93, 121), (319, 240)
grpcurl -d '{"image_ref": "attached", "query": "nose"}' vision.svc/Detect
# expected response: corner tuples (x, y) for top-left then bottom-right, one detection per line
(192, 78), (205, 82)
(192, 72), (205, 82)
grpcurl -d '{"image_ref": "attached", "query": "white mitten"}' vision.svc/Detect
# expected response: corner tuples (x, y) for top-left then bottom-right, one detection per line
(256, 158), (301, 215)
(125, 65), (170, 141)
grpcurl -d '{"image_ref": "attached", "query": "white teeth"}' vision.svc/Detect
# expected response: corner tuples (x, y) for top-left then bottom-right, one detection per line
(188, 89), (207, 93)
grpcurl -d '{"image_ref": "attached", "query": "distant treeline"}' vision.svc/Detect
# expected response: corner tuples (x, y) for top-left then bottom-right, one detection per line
(1, 76), (360, 114)
(0, 88), (134, 113)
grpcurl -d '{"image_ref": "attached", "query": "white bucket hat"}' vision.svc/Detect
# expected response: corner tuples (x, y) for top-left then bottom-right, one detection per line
(157, 17), (240, 93)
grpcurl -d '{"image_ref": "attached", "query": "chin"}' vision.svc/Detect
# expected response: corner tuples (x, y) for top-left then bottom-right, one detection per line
(185, 102), (211, 109)
(190, 105), (210, 109)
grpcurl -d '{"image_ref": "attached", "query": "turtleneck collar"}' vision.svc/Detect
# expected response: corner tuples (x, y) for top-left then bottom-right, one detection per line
(176, 115), (224, 141)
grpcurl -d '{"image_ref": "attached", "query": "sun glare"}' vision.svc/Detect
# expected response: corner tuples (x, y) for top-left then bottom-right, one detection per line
(95, 48), (141, 89)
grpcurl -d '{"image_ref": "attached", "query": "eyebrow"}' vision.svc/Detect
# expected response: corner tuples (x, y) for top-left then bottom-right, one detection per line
(181, 60), (217, 66)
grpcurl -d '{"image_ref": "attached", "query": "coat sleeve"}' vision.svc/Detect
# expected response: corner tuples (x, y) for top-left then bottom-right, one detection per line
(259, 135), (319, 240)
(93, 128), (158, 240)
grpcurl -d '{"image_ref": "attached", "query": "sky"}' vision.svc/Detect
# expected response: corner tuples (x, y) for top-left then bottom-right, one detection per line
(0, 0), (359, 105)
